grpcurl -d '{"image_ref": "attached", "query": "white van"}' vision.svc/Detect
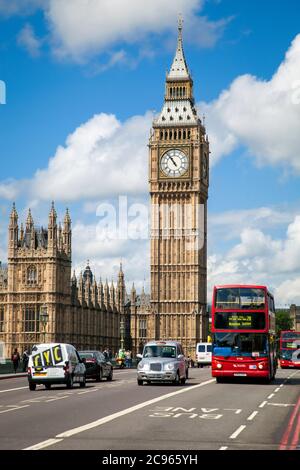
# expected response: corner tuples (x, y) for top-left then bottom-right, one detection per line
(196, 342), (212, 368)
(27, 343), (86, 391)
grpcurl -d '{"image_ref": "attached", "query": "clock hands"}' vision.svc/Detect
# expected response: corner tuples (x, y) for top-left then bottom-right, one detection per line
(169, 156), (177, 167)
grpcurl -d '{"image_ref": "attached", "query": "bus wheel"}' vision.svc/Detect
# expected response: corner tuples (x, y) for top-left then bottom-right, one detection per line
(216, 377), (224, 384)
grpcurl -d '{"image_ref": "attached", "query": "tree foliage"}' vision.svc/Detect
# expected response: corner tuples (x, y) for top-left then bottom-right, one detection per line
(275, 310), (293, 337)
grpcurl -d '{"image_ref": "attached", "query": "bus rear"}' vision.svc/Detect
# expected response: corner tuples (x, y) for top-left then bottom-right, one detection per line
(211, 285), (277, 383)
(279, 331), (300, 369)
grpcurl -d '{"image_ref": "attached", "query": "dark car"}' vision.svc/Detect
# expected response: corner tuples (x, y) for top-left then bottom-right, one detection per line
(78, 351), (113, 382)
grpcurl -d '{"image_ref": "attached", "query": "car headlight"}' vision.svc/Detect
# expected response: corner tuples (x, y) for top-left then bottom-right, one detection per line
(138, 361), (150, 371)
(164, 362), (176, 371)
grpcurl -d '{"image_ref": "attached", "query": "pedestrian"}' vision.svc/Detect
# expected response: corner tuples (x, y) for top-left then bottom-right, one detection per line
(22, 349), (29, 372)
(11, 348), (20, 373)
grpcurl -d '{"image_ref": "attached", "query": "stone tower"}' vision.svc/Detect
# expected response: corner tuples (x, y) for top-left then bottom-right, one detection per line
(149, 19), (209, 355)
(3, 202), (72, 351)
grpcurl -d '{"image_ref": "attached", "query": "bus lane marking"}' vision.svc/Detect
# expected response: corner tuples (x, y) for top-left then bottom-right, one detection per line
(229, 425), (246, 439)
(247, 411), (258, 421)
(267, 393), (275, 399)
(259, 401), (267, 408)
(219, 446), (228, 450)
(274, 388), (280, 392)
(148, 406), (242, 420)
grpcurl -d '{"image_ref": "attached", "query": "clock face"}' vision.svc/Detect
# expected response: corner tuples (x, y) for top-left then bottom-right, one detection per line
(160, 149), (189, 178)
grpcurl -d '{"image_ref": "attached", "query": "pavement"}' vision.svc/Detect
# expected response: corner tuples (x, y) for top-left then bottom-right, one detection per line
(0, 367), (299, 450)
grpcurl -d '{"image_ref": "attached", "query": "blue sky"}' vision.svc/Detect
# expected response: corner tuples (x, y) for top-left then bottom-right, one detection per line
(0, 0), (300, 305)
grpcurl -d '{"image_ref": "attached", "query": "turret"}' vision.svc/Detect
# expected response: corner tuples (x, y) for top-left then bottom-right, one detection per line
(63, 208), (71, 257)
(8, 203), (18, 255)
(48, 201), (57, 254)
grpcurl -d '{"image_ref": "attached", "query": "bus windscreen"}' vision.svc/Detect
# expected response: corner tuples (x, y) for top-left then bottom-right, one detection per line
(215, 288), (265, 310)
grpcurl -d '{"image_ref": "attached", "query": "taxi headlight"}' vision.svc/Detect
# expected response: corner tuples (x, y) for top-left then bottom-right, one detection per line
(138, 361), (150, 371)
(165, 362), (176, 371)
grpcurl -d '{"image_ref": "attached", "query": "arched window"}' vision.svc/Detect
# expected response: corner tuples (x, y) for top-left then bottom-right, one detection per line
(188, 130), (191, 139)
(27, 266), (37, 284)
(160, 131), (163, 140)
(169, 130), (173, 140)
(170, 88), (173, 98)
(183, 88), (186, 97)
(183, 130), (186, 139)
(174, 131), (177, 140)
(164, 131), (168, 140)
(178, 130), (182, 139)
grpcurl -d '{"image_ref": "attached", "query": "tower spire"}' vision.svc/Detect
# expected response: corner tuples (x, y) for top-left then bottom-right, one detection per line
(167, 15), (189, 80)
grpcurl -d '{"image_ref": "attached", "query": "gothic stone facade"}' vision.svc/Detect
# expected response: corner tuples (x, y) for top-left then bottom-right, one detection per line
(130, 21), (209, 357)
(0, 203), (126, 358)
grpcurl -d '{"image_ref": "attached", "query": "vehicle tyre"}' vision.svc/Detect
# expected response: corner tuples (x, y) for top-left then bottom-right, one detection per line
(45, 383), (51, 390)
(180, 376), (186, 385)
(107, 368), (113, 381)
(29, 382), (36, 391)
(216, 377), (224, 383)
(173, 371), (180, 385)
(80, 375), (86, 388)
(200, 364), (203, 368)
(66, 375), (74, 389)
(197, 363), (200, 368)
(96, 368), (102, 382)
(137, 380), (143, 386)
(186, 368), (189, 379)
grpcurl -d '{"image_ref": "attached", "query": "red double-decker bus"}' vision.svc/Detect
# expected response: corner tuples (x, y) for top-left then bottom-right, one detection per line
(211, 285), (277, 383)
(279, 331), (300, 369)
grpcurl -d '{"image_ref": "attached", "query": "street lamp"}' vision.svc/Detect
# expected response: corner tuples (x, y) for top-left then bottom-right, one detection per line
(40, 304), (49, 343)
(120, 317), (125, 350)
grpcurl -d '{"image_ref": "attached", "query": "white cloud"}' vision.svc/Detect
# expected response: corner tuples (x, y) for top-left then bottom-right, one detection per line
(45, 0), (227, 62)
(200, 34), (300, 171)
(208, 214), (300, 306)
(30, 112), (152, 201)
(17, 23), (42, 57)
(72, 220), (150, 291)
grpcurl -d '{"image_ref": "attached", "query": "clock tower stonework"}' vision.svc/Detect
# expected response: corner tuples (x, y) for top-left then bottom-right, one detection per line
(149, 20), (209, 356)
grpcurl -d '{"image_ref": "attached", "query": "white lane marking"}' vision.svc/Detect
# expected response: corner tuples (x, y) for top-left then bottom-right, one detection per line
(267, 393), (275, 399)
(77, 389), (99, 395)
(267, 403), (295, 407)
(219, 446), (228, 450)
(274, 388), (280, 392)
(0, 386), (28, 394)
(224, 408), (242, 414)
(24, 378), (215, 449)
(45, 396), (69, 402)
(247, 411), (258, 421)
(229, 425), (246, 439)
(0, 405), (29, 414)
(24, 438), (63, 450)
(259, 401), (267, 408)
(279, 384), (284, 388)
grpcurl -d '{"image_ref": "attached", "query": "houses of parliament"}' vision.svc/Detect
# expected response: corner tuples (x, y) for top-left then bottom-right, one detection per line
(0, 20), (209, 358)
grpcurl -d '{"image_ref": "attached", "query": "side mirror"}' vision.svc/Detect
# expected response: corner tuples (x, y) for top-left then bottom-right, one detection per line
(136, 354), (143, 359)
(178, 354), (184, 360)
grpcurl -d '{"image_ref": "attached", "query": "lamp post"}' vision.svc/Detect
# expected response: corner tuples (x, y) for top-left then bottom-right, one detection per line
(120, 317), (125, 350)
(40, 304), (49, 343)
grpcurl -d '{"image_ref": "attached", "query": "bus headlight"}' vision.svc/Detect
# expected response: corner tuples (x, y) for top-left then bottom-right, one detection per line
(216, 363), (222, 369)
(258, 363), (264, 370)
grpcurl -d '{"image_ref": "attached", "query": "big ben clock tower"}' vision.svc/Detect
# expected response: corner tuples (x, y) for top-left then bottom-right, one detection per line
(149, 18), (209, 356)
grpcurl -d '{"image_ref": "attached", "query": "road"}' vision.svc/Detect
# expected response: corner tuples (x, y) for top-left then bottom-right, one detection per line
(0, 368), (299, 450)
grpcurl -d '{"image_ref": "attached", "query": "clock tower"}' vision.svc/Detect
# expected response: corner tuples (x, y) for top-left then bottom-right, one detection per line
(149, 18), (209, 355)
